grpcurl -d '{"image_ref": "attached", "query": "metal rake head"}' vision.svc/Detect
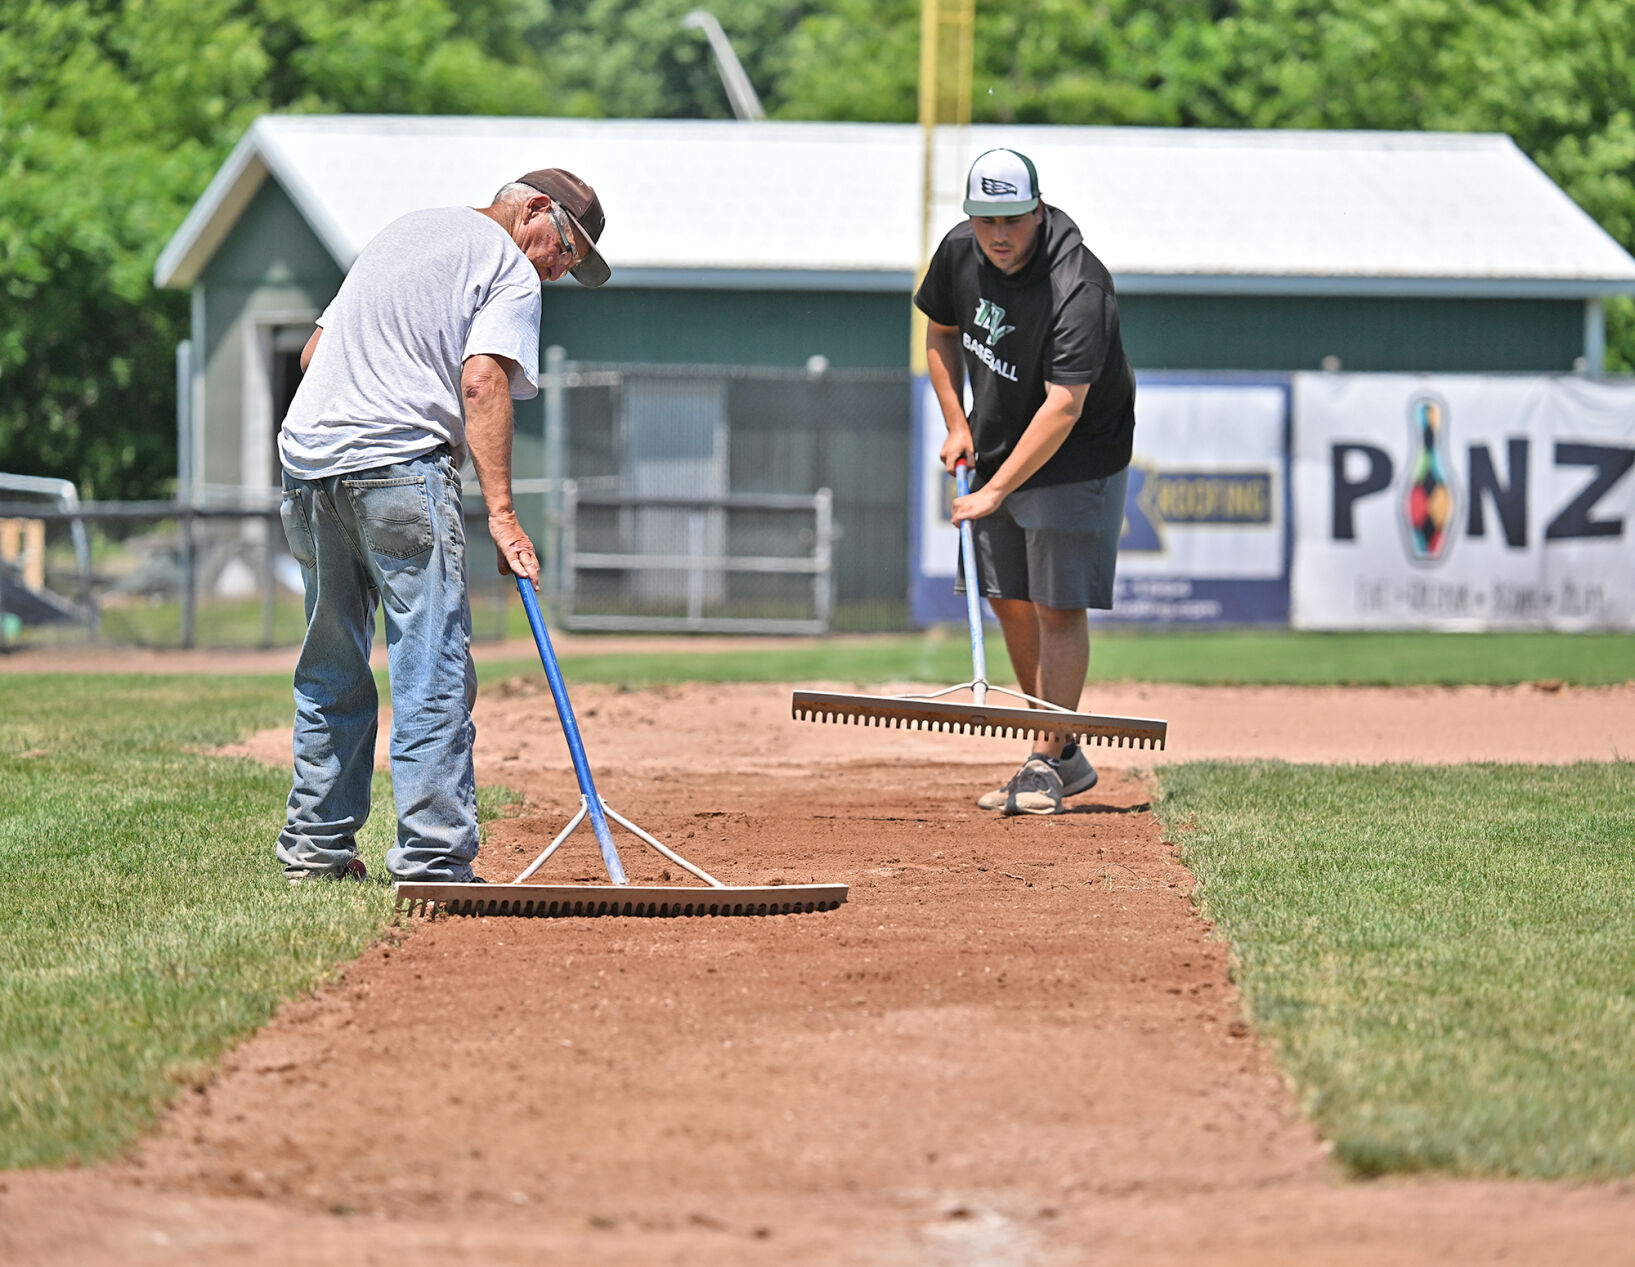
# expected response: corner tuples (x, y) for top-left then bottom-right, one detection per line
(791, 690), (1168, 750)
(394, 882), (849, 919)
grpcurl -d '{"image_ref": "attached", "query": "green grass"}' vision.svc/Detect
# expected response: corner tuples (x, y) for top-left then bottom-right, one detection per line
(12, 596), (312, 651)
(1156, 761), (1635, 1178)
(96, 596), (312, 648)
(0, 673), (514, 1168)
(483, 628), (1635, 689)
(4, 634), (1633, 1178)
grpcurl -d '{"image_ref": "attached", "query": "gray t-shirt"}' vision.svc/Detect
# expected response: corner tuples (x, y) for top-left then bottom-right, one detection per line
(279, 206), (542, 478)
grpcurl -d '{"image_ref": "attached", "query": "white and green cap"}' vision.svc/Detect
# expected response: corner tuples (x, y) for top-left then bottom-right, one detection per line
(963, 148), (1041, 216)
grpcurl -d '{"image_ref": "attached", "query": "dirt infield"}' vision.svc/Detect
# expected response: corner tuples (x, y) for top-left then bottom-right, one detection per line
(3, 677), (1634, 1264)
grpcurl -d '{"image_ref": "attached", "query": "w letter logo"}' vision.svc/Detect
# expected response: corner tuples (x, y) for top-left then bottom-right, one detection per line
(980, 177), (1019, 196)
(973, 299), (1016, 347)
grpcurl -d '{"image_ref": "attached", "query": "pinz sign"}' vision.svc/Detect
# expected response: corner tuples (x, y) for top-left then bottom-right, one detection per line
(1293, 374), (1635, 630)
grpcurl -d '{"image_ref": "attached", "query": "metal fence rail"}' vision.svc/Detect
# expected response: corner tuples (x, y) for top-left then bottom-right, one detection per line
(560, 485), (834, 634)
(0, 498), (521, 651)
(0, 497), (292, 649)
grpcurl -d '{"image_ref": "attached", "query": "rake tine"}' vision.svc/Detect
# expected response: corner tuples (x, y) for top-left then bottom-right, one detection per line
(789, 689), (1167, 750)
(790, 461), (1168, 754)
(393, 882), (849, 919)
(395, 579), (849, 919)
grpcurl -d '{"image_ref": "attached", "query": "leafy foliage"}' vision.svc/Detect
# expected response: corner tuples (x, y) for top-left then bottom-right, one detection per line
(3, 0), (1633, 497)
(771, 0), (1635, 368)
(0, 0), (558, 499)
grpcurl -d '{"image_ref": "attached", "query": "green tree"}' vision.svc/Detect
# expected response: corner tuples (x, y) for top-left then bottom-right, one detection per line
(534, 0), (812, 119)
(4, 0), (1634, 502)
(769, 0), (1635, 370)
(0, 0), (558, 499)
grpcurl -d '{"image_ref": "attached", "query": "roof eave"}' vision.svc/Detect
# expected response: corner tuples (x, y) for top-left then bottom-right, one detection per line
(589, 268), (1635, 298)
(1116, 274), (1635, 299)
(600, 267), (915, 292)
(154, 118), (355, 289)
(154, 126), (269, 289)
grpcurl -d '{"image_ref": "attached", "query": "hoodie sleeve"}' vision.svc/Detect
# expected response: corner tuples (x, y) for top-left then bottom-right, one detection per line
(1046, 275), (1117, 387)
(913, 233), (961, 326)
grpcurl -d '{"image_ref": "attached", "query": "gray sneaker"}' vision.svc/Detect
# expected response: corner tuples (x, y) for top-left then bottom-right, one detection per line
(1055, 744), (1099, 799)
(1005, 756), (1064, 816)
(977, 766), (1025, 811)
(979, 747), (1098, 811)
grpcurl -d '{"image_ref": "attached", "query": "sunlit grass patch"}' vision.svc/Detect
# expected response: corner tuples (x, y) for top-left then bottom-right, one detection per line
(1156, 760), (1635, 1177)
(0, 674), (512, 1167)
(467, 628), (1635, 689)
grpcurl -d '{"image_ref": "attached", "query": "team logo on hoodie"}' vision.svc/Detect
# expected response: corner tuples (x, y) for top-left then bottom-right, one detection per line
(972, 299), (1016, 347)
(964, 298), (1020, 381)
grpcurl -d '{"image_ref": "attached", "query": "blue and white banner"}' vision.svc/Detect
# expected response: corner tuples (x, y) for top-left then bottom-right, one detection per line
(1291, 374), (1635, 630)
(910, 375), (1290, 626)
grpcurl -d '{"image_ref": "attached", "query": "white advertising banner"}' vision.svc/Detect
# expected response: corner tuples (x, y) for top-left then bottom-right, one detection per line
(912, 376), (1289, 625)
(1292, 374), (1635, 630)
(1112, 380), (1287, 623)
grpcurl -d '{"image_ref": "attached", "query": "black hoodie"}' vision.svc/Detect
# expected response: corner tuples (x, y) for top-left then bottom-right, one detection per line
(915, 204), (1136, 489)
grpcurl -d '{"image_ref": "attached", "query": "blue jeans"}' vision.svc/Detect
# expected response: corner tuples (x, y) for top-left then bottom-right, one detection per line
(276, 448), (479, 882)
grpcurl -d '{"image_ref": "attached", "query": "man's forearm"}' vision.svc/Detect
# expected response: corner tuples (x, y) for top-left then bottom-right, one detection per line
(463, 366), (540, 583)
(926, 327), (968, 431)
(465, 387), (516, 513)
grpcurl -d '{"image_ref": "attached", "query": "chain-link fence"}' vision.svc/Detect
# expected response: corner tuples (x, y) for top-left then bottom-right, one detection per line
(0, 494), (297, 651)
(530, 360), (911, 632)
(0, 494), (534, 652)
(0, 360), (915, 651)
(557, 486), (833, 633)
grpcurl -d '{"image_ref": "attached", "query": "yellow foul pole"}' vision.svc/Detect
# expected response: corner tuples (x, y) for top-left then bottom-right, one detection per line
(912, 0), (975, 373)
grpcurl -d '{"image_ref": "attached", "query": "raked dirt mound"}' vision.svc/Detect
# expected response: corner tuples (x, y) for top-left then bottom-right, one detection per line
(222, 679), (1635, 771)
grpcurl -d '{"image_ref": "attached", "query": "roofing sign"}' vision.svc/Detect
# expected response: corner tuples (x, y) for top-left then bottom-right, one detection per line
(1292, 373), (1635, 630)
(910, 377), (1290, 626)
(1108, 381), (1288, 623)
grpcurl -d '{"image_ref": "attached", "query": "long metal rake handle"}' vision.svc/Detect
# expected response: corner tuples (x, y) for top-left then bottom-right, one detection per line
(515, 576), (628, 886)
(955, 461), (989, 706)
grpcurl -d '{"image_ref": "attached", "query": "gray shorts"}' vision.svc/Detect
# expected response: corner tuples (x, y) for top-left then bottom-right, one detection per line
(956, 468), (1128, 611)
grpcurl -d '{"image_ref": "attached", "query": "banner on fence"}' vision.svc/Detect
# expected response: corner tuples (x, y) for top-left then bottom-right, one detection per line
(911, 376), (1289, 626)
(1291, 373), (1635, 630)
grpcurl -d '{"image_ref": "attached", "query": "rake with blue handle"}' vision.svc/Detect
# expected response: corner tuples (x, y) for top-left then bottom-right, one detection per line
(792, 460), (1167, 750)
(395, 577), (849, 918)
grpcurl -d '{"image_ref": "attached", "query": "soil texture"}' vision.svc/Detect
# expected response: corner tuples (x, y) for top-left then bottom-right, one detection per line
(3, 674), (1633, 1264)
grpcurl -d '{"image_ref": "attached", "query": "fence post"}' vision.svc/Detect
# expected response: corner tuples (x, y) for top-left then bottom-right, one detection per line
(687, 509), (706, 626)
(260, 508), (277, 648)
(543, 344), (567, 603)
(180, 505), (197, 650)
(814, 487), (834, 632)
(561, 480), (579, 628)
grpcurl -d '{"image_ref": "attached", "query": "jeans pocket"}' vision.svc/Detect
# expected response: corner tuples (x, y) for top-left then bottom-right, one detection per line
(344, 475), (434, 560)
(280, 490), (318, 568)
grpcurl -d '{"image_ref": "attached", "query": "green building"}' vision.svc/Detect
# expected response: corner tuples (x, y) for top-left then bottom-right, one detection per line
(156, 117), (1635, 625)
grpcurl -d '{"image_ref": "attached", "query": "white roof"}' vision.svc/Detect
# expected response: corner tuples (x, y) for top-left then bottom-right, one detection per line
(156, 115), (1635, 296)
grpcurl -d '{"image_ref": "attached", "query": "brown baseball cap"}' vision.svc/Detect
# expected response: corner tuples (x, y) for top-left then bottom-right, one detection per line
(517, 168), (610, 287)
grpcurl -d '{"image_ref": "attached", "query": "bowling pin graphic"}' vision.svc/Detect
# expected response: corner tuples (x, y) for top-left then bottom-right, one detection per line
(1403, 393), (1456, 561)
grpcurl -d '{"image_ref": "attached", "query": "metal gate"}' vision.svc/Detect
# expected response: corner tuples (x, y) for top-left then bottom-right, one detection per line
(559, 484), (834, 634)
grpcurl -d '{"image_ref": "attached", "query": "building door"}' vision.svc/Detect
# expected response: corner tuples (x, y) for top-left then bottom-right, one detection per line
(244, 320), (315, 492)
(269, 328), (308, 480)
